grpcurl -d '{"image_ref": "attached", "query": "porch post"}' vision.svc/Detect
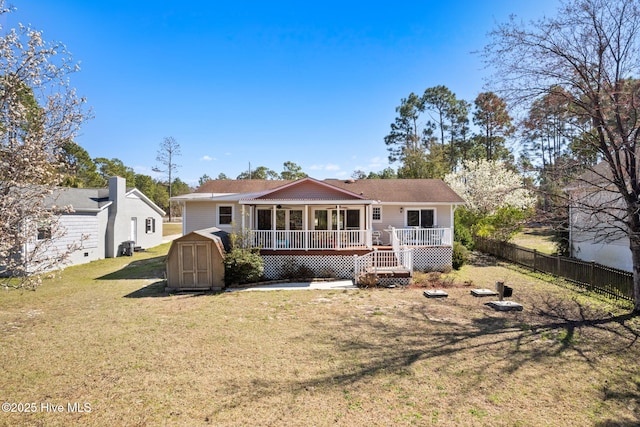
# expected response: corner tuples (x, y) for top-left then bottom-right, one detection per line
(272, 204), (276, 250)
(304, 204), (308, 251)
(336, 204), (341, 249)
(367, 204), (372, 248)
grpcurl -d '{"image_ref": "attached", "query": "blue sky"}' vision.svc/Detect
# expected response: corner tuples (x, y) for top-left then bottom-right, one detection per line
(12, 1), (560, 185)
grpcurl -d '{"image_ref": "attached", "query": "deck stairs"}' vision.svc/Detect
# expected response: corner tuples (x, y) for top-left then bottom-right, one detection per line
(354, 248), (413, 282)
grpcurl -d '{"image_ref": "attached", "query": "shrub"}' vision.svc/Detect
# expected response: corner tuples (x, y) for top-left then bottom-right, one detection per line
(452, 242), (468, 270)
(224, 248), (264, 285)
(276, 259), (316, 280)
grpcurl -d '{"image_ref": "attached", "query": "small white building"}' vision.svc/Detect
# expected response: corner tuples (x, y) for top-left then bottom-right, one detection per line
(24, 176), (165, 269)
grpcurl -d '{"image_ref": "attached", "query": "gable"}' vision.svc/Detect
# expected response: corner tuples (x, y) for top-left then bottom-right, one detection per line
(253, 178), (365, 201)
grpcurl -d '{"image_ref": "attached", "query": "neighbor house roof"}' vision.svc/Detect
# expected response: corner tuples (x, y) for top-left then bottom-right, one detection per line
(45, 185), (165, 215)
(45, 188), (112, 212)
(178, 178), (465, 204)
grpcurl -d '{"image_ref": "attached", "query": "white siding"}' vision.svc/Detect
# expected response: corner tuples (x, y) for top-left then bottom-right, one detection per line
(26, 213), (102, 268)
(185, 202), (216, 234)
(572, 229), (632, 272)
(184, 201), (246, 234)
(374, 205), (454, 231)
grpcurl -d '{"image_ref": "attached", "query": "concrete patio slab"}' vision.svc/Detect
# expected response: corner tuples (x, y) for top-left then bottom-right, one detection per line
(471, 288), (499, 297)
(424, 290), (448, 298)
(226, 280), (357, 292)
(486, 300), (524, 311)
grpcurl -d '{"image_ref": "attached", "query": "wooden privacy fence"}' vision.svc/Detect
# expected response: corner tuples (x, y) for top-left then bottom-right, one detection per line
(475, 237), (634, 301)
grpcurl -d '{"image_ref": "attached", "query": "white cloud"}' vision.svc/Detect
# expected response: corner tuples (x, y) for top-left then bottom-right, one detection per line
(309, 163), (341, 171)
(200, 155), (216, 161)
(133, 165), (161, 178)
(368, 156), (385, 168)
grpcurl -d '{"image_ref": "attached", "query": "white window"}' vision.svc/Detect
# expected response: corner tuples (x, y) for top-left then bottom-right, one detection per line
(218, 205), (233, 226)
(372, 206), (382, 222)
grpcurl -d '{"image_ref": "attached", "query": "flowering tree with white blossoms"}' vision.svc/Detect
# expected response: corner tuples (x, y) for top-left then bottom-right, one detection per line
(0, 3), (88, 289)
(445, 160), (536, 241)
(444, 159), (536, 215)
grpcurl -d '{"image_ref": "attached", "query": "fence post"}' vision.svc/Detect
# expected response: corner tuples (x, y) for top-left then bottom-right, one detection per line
(590, 261), (595, 287)
(533, 249), (537, 272)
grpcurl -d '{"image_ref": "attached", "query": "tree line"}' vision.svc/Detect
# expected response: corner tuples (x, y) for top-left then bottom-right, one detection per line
(58, 141), (191, 218)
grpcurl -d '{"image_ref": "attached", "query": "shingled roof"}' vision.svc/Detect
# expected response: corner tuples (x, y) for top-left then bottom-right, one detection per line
(194, 178), (464, 204)
(325, 179), (465, 203)
(196, 180), (293, 194)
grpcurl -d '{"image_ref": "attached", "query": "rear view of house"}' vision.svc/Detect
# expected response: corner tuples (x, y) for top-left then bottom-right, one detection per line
(172, 177), (464, 282)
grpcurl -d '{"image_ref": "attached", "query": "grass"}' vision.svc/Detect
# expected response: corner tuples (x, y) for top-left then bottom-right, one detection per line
(512, 225), (557, 255)
(1, 245), (640, 426)
(162, 222), (182, 237)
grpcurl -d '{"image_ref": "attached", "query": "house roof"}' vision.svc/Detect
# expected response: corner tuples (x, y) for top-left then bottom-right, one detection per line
(241, 177), (370, 204)
(183, 178), (465, 204)
(46, 188), (112, 212)
(45, 185), (165, 215)
(325, 179), (465, 204)
(564, 160), (632, 192)
(197, 180), (294, 194)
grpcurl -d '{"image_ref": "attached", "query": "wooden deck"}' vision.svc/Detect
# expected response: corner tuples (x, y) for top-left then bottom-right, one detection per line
(260, 248), (374, 256)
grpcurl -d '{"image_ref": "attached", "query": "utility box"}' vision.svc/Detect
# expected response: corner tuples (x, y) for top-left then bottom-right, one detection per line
(495, 281), (513, 300)
(120, 240), (135, 256)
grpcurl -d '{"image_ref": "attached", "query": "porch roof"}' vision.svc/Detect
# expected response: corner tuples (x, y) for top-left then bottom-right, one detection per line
(239, 199), (376, 205)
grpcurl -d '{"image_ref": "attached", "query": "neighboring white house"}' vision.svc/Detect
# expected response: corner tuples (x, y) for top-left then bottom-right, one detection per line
(23, 176), (165, 269)
(172, 177), (465, 282)
(566, 161), (633, 272)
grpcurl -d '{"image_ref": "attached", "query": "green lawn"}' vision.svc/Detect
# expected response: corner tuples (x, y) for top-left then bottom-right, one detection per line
(162, 222), (182, 237)
(511, 225), (557, 254)
(1, 245), (639, 426)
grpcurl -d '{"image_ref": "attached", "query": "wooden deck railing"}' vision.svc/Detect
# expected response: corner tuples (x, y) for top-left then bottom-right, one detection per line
(391, 227), (453, 247)
(251, 229), (370, 250)
(354, 248), (414, 279)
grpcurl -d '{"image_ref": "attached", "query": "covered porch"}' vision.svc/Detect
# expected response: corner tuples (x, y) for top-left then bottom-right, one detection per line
(240, 202), (376, 251)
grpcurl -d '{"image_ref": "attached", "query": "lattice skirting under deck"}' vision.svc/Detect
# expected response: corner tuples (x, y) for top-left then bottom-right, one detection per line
(262, 247), (453, 280)
(411, 246), (453, 272)
(262, 255), (356, 280)
(377, 277), (412, 287)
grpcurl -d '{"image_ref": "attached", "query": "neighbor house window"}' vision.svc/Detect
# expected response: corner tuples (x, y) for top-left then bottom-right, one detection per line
(372, 206), (382, 222)
(407, 209), (435, 228)
(218, 205), (233, 225)
(37, 226), (51, 240)
(145, 217), (156, 233)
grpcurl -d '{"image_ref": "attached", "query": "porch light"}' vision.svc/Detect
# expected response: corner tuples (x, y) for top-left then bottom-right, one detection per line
(400, 207), (404, 213)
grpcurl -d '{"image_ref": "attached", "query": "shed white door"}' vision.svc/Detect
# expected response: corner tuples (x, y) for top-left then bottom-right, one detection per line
(179, 242), (211, 286)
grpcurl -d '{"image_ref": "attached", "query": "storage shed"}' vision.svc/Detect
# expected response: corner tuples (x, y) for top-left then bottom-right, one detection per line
(165, 227), (230, 291)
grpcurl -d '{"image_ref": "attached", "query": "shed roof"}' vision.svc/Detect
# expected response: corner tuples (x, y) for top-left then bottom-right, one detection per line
(173, 227), (231, 252)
